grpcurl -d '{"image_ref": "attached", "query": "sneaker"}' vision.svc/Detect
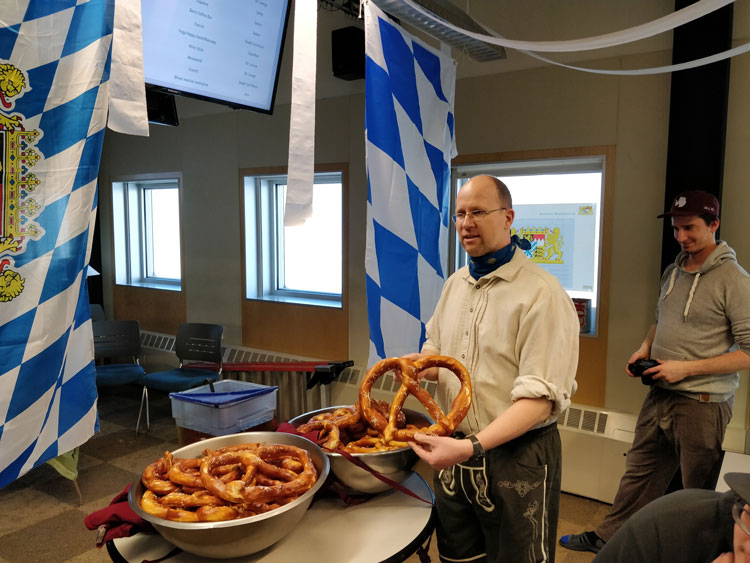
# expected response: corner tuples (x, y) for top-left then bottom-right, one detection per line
(559, 531), (606, 554)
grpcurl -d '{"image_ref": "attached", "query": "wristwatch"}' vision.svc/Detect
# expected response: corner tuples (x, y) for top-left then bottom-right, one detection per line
(467, 434), (485, 458)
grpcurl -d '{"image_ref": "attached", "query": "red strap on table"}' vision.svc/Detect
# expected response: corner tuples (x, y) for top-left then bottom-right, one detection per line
(185, 361), (323, 372)
(335, 449), (432, 505)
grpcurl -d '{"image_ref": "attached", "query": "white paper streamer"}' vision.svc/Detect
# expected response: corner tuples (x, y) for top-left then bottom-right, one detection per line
(108, 0), (148, 136)
(522, 42), (750, 76)
(395, 0), (735, 53)
(285, 0), (317, 227)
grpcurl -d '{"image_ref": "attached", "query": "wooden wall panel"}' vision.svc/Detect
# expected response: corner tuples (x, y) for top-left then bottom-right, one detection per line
(113, 285), (186, 334)
(241, 299), (348, 360)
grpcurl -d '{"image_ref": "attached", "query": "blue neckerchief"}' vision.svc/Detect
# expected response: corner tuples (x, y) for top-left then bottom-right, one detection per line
(468, 235), (531, 280)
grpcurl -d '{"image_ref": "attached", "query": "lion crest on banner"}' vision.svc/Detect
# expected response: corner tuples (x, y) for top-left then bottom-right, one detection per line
(0, 61), (45, 303)
(514, 226), (565, 265)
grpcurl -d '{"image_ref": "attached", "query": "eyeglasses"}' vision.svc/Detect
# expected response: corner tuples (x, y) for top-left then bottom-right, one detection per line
(732, 499), (750, 536)
(452, 208), (507, 224)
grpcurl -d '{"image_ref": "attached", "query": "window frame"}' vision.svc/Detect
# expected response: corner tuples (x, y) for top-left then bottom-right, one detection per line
(243, 169), (344, 308)
(111, 172), (183, 291)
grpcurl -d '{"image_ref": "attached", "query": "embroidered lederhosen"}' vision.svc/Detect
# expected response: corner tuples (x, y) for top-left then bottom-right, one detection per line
(433, 424), (562, 563)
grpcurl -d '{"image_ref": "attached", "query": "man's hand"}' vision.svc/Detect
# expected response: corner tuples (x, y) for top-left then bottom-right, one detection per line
(646, 359), (692, 384)
(408, 433), (473, 469)
(626, 348), (650, 377)
(626, 325), (657, 377)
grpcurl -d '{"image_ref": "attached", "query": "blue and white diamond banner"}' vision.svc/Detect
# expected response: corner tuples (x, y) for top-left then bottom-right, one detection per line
(0, 0), (146, 488)
(364, 1), (457, 366)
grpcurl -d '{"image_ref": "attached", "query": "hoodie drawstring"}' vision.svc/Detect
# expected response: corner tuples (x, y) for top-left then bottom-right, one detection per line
(663, 268), (678, 298)
(661, 267), (701, 321)
(683, 272), (701, 321)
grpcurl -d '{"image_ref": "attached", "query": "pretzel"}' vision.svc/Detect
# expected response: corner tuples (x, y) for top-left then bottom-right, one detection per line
(141, 490), (199, 522)
(341, 435), (410, 453)
(298, 407), (360, 431)
(194, 506), (240, 521)
(297, 406), (361, 450)
(142, 452), (180, 495)
(360, 355), (472, 444)
(168, 458), (203, 488)
(157, 490), (226, 508)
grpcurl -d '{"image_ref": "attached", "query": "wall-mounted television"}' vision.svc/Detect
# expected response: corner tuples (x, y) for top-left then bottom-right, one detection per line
(141, 0), (291, 114)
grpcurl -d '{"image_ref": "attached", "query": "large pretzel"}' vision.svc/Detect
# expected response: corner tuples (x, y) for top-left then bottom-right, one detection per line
(359, 355), (472, 444)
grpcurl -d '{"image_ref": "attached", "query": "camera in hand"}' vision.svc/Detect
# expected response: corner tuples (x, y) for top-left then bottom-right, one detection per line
(628, 359), (660, 386)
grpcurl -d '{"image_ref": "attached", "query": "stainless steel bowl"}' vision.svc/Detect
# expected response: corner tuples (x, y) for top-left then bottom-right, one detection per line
(287, 405), (431, 494)
(128, 431), (329, 559)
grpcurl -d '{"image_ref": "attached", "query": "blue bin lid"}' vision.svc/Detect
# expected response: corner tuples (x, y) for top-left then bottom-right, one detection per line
(170, 386), (277, 408)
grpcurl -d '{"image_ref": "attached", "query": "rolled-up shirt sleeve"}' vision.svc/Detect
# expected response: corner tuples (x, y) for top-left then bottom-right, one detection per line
(510, 279), (580, 418)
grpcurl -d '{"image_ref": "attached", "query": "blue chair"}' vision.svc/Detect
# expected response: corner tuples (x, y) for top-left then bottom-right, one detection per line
(93, 320), (146, 387)
(136, 322), (223, 435)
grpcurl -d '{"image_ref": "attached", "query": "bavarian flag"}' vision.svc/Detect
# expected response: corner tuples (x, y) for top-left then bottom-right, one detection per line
(0, 0), (147, 488)
(364, 1), (457, 366)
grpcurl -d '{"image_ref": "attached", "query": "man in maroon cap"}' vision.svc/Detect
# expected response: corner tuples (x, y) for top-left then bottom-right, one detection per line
(561, 190), (750, 554)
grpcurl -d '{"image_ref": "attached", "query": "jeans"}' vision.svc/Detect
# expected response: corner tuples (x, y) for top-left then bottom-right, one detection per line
(595, 386), (733, 541)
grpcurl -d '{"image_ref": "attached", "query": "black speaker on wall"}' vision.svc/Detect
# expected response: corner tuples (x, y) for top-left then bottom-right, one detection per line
(332, 26), (365, 81)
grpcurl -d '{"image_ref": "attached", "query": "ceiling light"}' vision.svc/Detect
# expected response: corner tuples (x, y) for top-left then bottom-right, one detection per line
(373, 0), (506, 62)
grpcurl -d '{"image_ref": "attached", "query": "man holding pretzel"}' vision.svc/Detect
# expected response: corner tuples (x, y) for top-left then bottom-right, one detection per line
(408, 175), (580, 563)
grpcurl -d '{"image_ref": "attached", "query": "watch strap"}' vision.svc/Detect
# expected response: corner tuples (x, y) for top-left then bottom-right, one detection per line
(467, 434), (484, 457)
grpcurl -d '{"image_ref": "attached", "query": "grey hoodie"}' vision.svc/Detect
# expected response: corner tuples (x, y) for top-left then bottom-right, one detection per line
(651, 240), (750, 401)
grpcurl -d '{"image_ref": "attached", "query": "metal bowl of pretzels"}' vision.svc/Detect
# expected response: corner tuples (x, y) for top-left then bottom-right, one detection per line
(288, 405), (432, 494)
(128, 431), (329, 559)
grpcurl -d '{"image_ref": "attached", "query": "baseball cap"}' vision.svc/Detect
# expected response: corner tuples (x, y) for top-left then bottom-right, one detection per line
(657, 190), (720, 218)
(725, 473), (750, 504)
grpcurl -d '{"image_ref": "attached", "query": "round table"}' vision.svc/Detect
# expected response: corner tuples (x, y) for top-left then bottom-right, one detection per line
(109, 472), (435, 563)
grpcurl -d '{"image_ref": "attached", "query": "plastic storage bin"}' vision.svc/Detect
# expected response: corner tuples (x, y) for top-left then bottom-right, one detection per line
(170, 380), (278, 436)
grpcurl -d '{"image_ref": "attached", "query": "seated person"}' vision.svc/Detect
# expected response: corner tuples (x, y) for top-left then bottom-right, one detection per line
(593, 472), (750, 563)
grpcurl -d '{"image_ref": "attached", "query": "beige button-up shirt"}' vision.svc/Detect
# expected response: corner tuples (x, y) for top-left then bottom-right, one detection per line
(423, 249), (579, 435)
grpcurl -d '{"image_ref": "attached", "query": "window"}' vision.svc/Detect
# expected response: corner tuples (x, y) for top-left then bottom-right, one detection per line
(452, 156), (605, 335)
(111, 175), (182, 290)
(243, 171), (343, 307)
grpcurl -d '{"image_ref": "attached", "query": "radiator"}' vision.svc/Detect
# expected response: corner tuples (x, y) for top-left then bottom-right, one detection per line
(558, 404), (637, 504)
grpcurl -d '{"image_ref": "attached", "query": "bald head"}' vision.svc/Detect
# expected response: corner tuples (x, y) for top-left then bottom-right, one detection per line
(461, 175), (512, 208)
